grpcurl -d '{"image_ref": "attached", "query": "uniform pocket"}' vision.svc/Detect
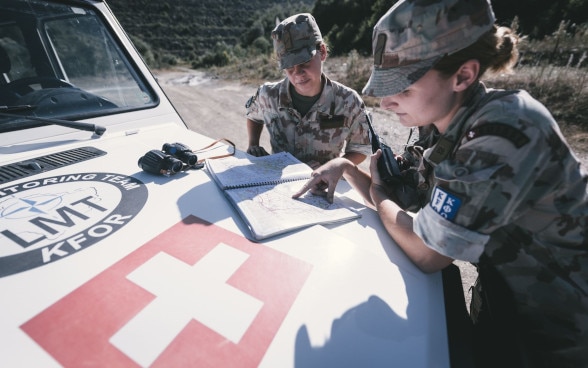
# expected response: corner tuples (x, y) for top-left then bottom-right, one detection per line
(318, 113), (345, 129)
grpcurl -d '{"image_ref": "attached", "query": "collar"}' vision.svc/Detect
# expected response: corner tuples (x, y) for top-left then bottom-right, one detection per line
(425, 82), (487, 165)
(278, 74), (333, 113)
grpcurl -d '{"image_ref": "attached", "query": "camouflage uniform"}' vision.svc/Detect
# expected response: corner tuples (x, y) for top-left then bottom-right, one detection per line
(362, 0), (587, 366)
(245, 75), (371, 165)
(413, 83), (588, 367)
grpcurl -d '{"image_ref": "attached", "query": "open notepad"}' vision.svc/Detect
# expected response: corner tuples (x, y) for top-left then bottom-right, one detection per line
(205, 152), (361, 241)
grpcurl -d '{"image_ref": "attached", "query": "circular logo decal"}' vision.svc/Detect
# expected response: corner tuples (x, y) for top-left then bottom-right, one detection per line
(0, 173), (148, 277)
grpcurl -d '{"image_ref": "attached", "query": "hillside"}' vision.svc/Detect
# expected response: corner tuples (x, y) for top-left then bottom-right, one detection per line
(109, 0), (588, 68)
(109, 0), (314, 63)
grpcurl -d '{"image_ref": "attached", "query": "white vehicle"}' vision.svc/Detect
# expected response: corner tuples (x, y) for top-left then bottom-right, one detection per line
(0, 1), (470, 366)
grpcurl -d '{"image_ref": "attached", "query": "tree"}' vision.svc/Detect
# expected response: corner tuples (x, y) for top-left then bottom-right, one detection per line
(311, 0), (588, 57)
(491, 0), (588, 39)
(313, 0), (389, 56)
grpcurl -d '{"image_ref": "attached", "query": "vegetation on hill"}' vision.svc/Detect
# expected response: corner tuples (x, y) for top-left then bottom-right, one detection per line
(108, 0), (588, 132)
(109, 0), (314, 68)
(313, 0), (588, 56)
(110, 0), (588, 67)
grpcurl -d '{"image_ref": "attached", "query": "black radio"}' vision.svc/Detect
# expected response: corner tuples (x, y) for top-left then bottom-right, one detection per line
(366, 113), (402, 185)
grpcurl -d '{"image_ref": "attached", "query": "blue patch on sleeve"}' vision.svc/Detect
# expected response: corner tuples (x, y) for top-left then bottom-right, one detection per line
(430, 187), (462, 221)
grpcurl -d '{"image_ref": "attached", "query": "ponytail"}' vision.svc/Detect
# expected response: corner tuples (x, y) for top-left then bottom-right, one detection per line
(434, 25), (520, 79)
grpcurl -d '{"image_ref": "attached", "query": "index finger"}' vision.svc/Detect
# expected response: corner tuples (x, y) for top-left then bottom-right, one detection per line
(291, 176), (320, 199)
(325, 181), (336, 204)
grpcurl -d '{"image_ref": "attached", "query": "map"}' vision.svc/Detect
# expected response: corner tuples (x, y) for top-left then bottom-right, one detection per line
(206, 152), (360, 240)
(225, 181), (360, 241)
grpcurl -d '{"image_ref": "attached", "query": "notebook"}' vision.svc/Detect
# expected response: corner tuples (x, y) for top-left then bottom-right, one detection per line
(205, 152), (361, 240)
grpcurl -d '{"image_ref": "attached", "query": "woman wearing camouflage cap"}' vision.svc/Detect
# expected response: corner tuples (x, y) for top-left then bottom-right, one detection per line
(294, 0), (588, 366)
(245, 13), (371, 169)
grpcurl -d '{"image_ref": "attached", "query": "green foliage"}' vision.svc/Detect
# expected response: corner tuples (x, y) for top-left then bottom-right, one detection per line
(327, 50), (372, 95)
(192, 42), (233, 68)
(251, 36), (272, 54)
(108, 0), (588, 131)
(110, 0), (588, 66)
(209, 53), (283, 84)
(109, 0), (313, 68)
(518, 21), (588, 68)
(491, 0), (588, 39)
(484, 66), (588, 129)
(313, 0), (390, 56)
(129, 35), (157, 67)
(311, 0), (588, 57)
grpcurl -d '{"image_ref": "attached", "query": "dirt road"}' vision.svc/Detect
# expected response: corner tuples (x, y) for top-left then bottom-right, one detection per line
(156, 69), (262, 150)
(155, 68), (413, 155)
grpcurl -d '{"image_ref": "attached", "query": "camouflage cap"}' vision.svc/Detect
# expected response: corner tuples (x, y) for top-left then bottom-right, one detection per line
(271, 13), (323, 70)
(362, 0), (495, 97)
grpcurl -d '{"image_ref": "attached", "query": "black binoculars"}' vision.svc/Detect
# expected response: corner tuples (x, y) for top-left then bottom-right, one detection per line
(162, 142), (198, 166)
(138, 142), (200, 175)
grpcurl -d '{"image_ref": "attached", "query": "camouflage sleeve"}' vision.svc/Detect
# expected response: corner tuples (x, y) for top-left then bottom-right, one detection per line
(245, 86), (263, 123)
(414, 100), (565, 261)
(344, 107), (372, 156)
(413, 132), (527, 262)
(414, 205), (489, 262)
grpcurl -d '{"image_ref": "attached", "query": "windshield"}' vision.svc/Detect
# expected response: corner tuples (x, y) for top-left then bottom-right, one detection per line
(0, 0), (157, 132)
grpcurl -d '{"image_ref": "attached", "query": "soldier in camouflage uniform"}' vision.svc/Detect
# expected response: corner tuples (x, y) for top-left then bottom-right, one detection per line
(245, 13), (371, 168)
(293, 0), (588, 367)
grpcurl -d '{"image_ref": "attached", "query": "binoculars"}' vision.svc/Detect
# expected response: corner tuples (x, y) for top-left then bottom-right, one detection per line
(138, 142), (200, 175)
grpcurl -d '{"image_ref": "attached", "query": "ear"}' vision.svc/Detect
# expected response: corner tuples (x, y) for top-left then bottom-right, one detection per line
(318, 43), (327, 61)
(454, 59), (479, 92)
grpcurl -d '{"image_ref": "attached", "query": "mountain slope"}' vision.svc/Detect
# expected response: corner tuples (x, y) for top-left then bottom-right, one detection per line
(109, 0), (315, 61)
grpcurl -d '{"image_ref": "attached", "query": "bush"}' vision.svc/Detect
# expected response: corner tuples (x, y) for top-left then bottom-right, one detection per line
(251, 36), (272, 55)
(130, 35), (158, 67)
(518, 21), (588, 68)
(191, 42), (233, 68)
(485, 66), (588, 128)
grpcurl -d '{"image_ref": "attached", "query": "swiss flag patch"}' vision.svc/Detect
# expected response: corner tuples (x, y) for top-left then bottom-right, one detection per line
(21, 215), (312, 367)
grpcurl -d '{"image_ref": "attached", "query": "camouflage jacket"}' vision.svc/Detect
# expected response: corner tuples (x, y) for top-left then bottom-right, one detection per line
(413, 83), (588, 365)
(245, 74), (371, 165)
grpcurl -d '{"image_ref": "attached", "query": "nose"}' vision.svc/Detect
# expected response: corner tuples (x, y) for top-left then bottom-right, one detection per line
(292, 65), (305, 75)
(380, 96), (397, 110)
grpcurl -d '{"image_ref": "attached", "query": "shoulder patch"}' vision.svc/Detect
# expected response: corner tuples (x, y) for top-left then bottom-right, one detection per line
(245, 88), (260, 108)
(466, 122), (530, 148)
(245, 94), (256, 108)
(430, 186), (462, 221)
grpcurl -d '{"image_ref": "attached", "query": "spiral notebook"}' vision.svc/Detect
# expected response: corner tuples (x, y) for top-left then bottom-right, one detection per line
(205, 152), (361, 241)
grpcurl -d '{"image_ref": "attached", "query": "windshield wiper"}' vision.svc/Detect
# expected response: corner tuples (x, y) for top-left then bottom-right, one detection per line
(0, 105), (35, 112)
(0, 106), (106, 136)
